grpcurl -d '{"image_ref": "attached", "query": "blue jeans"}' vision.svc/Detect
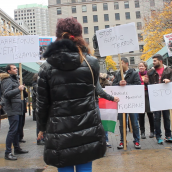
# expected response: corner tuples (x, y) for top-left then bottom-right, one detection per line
(58, 161), (92, 172)
(154, 110), (171, 139)
(96, 103), (108, 142)
(118, 113), (140, 143)
(5, 115), (20, 154)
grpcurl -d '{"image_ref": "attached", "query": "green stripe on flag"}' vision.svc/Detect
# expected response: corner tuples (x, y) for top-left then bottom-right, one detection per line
(101, 120), (116, 133)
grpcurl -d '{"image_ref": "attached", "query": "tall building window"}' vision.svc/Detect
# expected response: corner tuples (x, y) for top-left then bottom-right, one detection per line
(150, 0), (155, 7)
(82, 0), (86, 2)
(105, 25), (109, 29)
(124, 1), (129, 9)
(136, 11), (141, 18)
(84, 27), (88, 34)
(83, 16), (88, 23)
(115, 13), (120, 20)
(57, 8), (62, 15)
(135, 1), (140, 8)
(85, 38), (89, 44)
(82, 5), (87, 12)
(72, 0), (76, 3)
(94, 26), (99, 32)
(93, 15), (98, 22)
(114, 2), (119, 9)
(57, 0), (61, 4)
(103, 3), (108, 10)
(72, 6), (76, 13)
(92, 4), (97, 11)
(116, 24), (120, 26)
(74, 17), (77, 20)
(125, 12), (130, 19)
(104, 14), (109, 21)
(130, 57), (135, 64)
(138, 33), (143, 41)
(139, 45), (144, 52)
(137, 22), (142, 30)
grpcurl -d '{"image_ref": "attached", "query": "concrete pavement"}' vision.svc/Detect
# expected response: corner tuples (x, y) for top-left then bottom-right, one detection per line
(0, 114), (172, 172)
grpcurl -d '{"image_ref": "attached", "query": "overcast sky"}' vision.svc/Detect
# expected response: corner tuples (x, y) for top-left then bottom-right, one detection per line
(1, 0), (48, 19)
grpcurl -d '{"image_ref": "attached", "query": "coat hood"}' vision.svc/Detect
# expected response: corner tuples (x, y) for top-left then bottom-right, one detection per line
(0, 73), (10, 80)
(43, 39), (81, 71)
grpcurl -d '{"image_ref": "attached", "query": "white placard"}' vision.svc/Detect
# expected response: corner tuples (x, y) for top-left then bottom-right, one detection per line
(148, 83), (172, 111)
(105, 85), (145, 113)
(164, 33), (172, 57)
(0, 35), (39, 64)
(96, 23), (139, 57)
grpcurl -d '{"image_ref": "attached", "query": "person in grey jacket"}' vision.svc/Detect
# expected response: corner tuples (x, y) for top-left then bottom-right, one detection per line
(0, 64), (28, 161)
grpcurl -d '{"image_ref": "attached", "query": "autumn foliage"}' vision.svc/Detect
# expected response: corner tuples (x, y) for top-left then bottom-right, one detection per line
(105, 56), (117, 71)
(141, 2), (172, 61)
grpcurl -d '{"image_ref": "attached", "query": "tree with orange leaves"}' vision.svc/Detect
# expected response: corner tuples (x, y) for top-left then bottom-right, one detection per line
(105, 56), (117, 71)
(141, 2), (172, 61)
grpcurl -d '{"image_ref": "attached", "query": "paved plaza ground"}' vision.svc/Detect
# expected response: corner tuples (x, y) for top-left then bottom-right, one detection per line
(0, 114), (172, 172)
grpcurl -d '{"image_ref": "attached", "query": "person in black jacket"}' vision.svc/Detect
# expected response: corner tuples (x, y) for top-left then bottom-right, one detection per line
(0, 65), (28, 161)
(36, 17), (106, 171)
(19, 87), (28, 143)
(113, 57), (141, 150)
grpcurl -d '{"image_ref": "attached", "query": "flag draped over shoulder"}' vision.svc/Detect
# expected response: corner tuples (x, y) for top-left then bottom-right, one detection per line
(99, 98), (118, 133)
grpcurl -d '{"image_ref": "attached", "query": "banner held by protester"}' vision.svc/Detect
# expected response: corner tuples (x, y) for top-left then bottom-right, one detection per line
(0, 35), (39, 64)
(99, 98), (118, 133)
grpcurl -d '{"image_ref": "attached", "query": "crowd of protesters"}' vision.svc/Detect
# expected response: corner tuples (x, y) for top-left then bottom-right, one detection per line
(0, 17), (172, 172)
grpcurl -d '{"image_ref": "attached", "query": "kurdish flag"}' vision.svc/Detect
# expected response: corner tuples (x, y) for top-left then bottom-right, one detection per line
(99, 98), (118, 133)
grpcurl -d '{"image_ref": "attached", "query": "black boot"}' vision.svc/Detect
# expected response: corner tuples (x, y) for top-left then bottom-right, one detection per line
(14, 148), (29, 155)
(141, 131), (146, 139)
(5, 153), (17, 161)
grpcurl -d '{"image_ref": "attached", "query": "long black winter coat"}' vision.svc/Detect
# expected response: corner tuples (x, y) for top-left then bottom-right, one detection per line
(36, 39), (106, 168)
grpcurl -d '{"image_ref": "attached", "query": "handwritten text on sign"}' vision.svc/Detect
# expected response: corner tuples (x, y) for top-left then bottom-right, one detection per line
(96, 23), (139, 57)
(0, 35), (39, 64)
(105, 85), (145, 113)
(148, 83), (172, 111)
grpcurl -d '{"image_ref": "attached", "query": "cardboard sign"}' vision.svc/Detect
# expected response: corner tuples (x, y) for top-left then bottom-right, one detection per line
(164, 33), (172, 57)
(148, 83), (172, 111)
(96, 22), (139, 57)
(0, 35), (39, 64)
(105, 85), (145, 113)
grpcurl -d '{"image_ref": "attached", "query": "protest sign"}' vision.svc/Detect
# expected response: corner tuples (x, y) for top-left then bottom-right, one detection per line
(96, 22), (139, 57)
(105, 85), (145, 113)
(39, 36), (56, 46)
(148, 83), (172, 111)
(0, 35), (39, 64)
(164, 33), (172, 57)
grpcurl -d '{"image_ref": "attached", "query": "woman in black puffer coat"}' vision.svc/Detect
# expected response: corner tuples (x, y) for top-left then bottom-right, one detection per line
(36, 17), (106, 171)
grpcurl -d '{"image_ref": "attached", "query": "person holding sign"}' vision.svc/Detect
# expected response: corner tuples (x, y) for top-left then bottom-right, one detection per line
(138, 61), (154, 139)
(36, 17), (106, 171)
(113, 57), (141, 149)
(0, 65), (29, 161)
(147, 54), (172, 144)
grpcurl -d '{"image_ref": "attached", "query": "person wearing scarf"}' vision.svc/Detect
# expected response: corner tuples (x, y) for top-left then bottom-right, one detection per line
(138, 61), (154, 139)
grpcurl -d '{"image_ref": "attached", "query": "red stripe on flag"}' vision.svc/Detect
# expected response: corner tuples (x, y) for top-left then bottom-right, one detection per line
(99, 98), (118, 109)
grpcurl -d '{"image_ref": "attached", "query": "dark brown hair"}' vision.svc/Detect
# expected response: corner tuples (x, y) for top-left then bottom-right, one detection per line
(152, 54), (163, 61)
(138, 61), (148, 70)
(56, 17), (91, 62)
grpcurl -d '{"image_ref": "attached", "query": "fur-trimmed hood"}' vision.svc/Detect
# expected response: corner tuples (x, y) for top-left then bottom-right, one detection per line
(0, 73), (10, 81)
(43, 39), (82, 71)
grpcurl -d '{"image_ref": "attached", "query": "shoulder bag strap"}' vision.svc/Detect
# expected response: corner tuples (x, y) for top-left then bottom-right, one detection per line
(83, 56), (96, 102)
